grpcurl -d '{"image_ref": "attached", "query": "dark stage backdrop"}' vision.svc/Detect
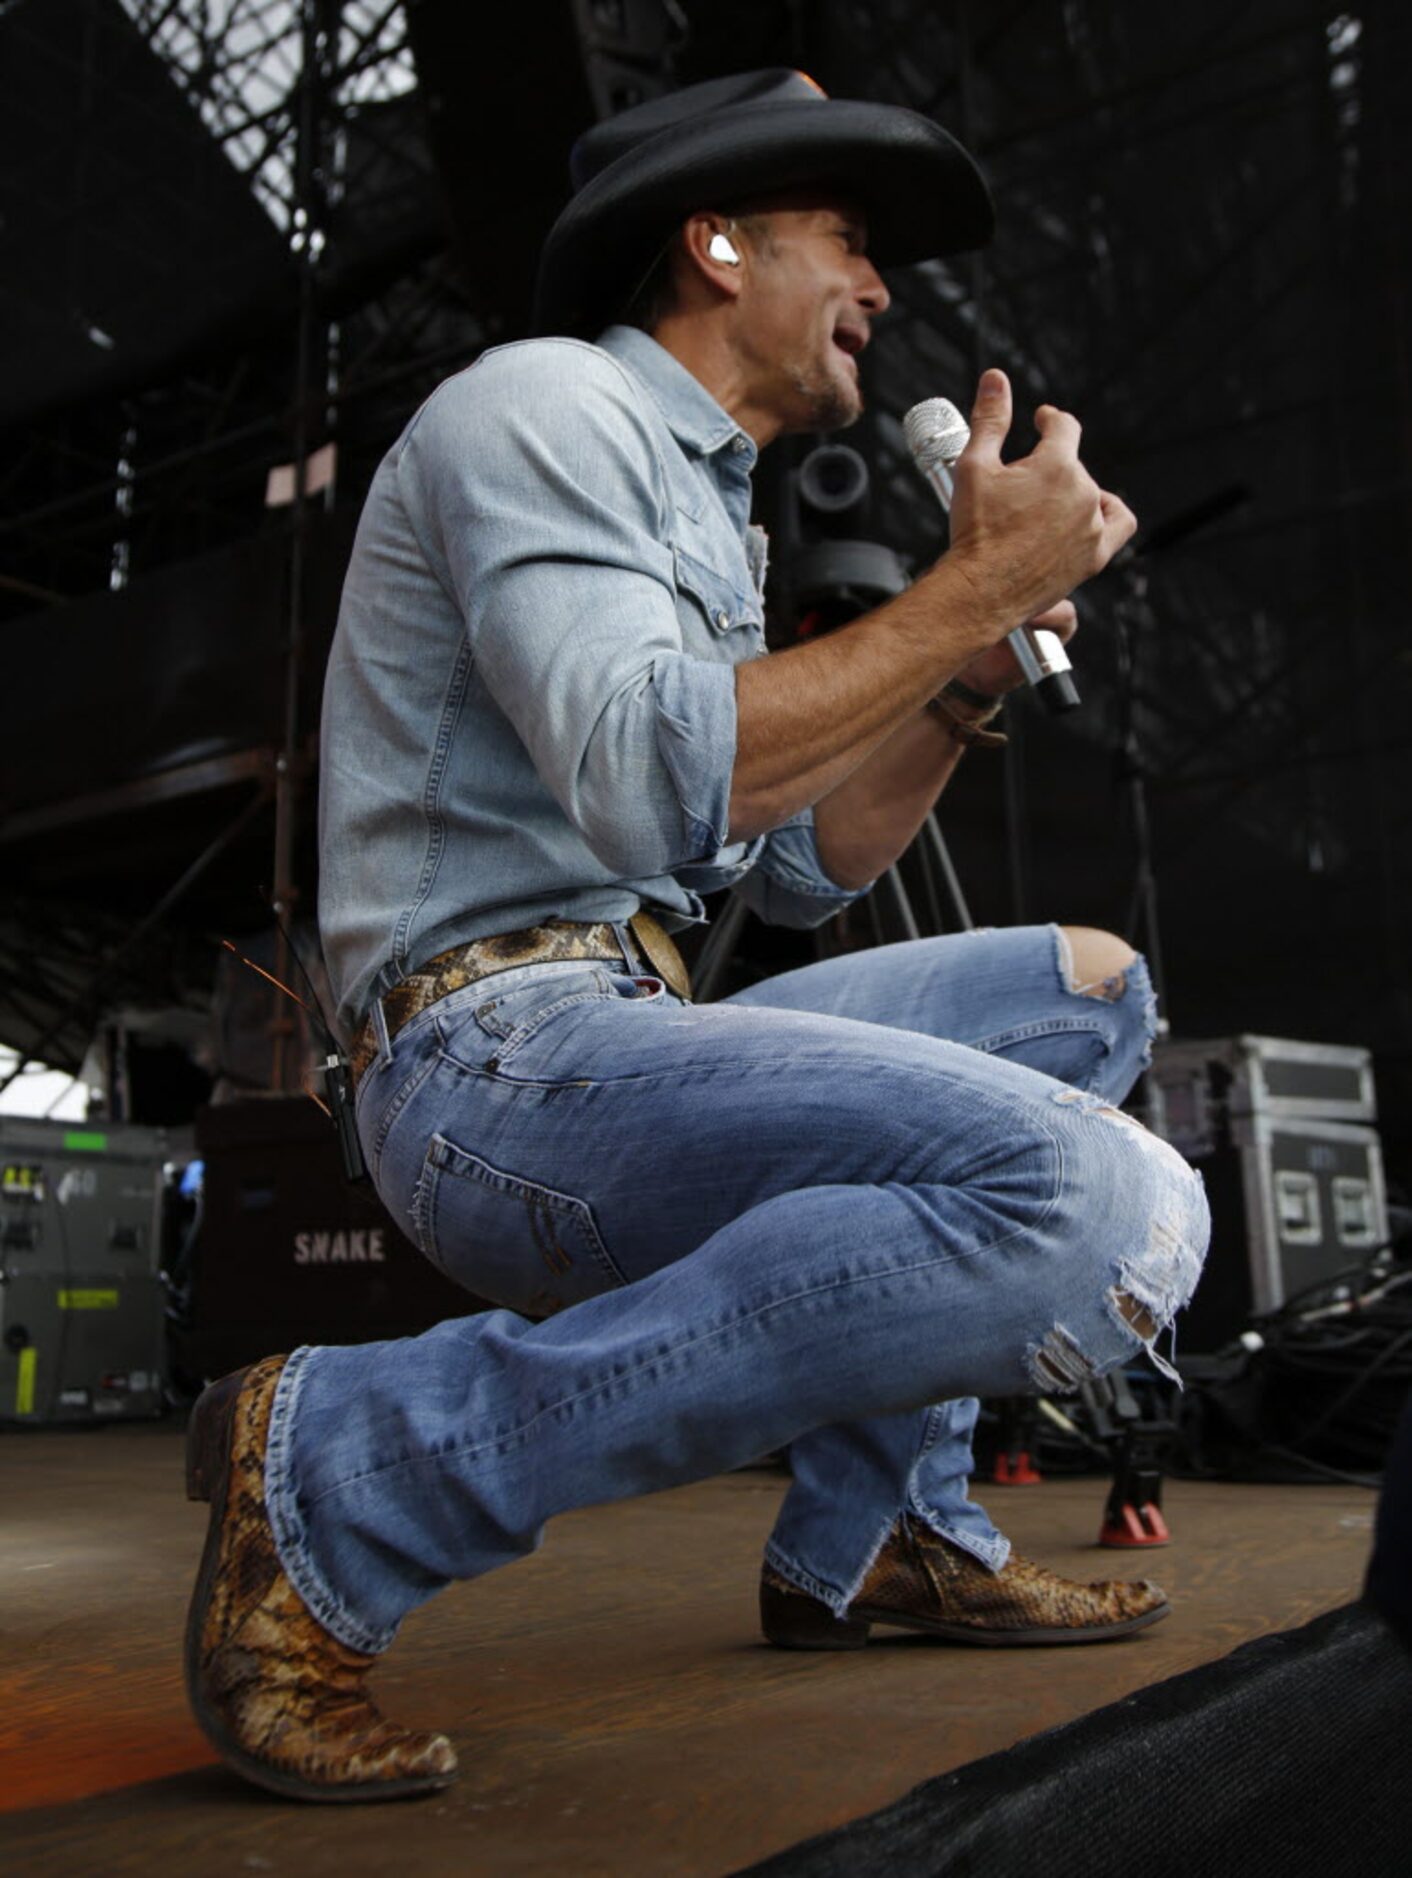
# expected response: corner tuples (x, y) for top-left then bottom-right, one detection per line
(2, 0), (1410, 1175)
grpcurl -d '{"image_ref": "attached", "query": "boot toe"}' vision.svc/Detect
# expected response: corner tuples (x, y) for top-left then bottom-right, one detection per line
(405, 1731), (459, 1780)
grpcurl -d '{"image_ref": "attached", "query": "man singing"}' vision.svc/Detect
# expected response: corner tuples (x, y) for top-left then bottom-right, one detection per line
(184, 70), (1209, 1801)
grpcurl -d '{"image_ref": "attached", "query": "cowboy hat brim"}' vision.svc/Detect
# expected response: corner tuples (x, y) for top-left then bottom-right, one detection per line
(532, 95), (994, 338)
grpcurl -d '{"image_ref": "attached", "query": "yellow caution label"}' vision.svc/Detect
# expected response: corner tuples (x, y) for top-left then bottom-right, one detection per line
(57, 1289), (119, 1310)
(16, 1347), (36, 1415)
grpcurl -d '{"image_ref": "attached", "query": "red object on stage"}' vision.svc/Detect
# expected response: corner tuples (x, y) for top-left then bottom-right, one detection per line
(1099, 1499), (1171, 1547)
(992, 1450), (1042, 1486)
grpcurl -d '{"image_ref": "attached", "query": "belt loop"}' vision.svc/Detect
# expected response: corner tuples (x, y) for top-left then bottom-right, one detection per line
(369, 995), (393, 1075)
(610, 920), (639, 975)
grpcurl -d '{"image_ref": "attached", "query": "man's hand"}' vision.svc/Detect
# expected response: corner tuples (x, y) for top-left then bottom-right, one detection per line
(937, 367), (1135, 666)
(955, 598), (1077, 699)
(727, 369), (1135, 845)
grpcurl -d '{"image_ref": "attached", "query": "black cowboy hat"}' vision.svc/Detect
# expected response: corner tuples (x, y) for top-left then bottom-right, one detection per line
(531, 68), (994, 338)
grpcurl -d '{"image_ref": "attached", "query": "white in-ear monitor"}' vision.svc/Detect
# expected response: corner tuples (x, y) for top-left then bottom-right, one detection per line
(708, 233), (741, 265)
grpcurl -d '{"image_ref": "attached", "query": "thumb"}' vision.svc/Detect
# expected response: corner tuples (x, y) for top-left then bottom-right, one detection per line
(963, 368), (1011, 466)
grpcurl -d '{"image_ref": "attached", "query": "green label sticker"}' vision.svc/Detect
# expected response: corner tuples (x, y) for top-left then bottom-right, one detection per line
(57, 1289), (119, 1310)
(15, 1347), (36, 1415)
(63, 1132), (108, 1153)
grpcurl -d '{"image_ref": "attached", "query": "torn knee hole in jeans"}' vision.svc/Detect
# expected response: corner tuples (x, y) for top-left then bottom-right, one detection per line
(1049, 1093), (1174, 1165)
(1026, 1322), (1097, 1393)
(1121, 1214), (1202, 1325)
(1026, 1293), (1164, 1394)
(1051, 1087), (1114, 1113)
(1111, 1289), (1158, 1340)
(1027, 1218), (1202, 1393)
(1109, 1215), (1205, 1384)
(1074, 969), (1127, 1002)
(1055, 927), (1131, 1003)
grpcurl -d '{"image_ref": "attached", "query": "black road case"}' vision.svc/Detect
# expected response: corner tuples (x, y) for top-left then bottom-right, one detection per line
(1144, 1037), (1387, 1351)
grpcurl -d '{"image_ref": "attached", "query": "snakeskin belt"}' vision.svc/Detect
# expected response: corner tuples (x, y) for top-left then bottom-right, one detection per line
(348, 911), (691, 1085)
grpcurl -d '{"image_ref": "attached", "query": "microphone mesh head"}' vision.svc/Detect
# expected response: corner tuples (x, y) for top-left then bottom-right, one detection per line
(903, 397), (970, 470)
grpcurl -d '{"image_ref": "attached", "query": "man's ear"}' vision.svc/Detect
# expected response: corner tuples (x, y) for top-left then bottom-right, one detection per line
(681, 214), (747, 299)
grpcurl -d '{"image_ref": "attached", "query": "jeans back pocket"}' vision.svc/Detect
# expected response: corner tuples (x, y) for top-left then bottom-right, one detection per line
(412, 1133), (626, 1318)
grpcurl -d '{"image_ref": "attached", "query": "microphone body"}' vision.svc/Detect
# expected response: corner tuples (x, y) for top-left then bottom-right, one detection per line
(904, 399), (1081, 714)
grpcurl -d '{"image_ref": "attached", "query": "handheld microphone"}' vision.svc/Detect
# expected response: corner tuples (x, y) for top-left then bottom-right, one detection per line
(903, 397), (1081, 714)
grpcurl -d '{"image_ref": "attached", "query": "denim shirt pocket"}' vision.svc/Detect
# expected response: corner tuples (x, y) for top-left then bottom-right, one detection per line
(673, 543), (765, 646)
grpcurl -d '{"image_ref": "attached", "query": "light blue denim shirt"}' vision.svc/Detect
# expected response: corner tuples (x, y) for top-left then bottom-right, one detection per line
(318, 323), (868, 1036)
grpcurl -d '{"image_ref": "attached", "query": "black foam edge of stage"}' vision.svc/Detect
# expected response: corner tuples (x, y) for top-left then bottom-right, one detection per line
(734, 1601), (1412, 1878)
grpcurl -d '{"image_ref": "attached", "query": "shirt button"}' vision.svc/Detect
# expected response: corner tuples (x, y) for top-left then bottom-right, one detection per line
(714, 608), (731, 628)
(731, 436), (750, 454)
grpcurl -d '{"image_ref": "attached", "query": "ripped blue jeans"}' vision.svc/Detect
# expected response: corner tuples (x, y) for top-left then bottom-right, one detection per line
(264, 924), (1209, 1652)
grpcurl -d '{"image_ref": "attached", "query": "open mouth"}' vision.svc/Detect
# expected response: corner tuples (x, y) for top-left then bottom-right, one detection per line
(832, 326), (866, 360)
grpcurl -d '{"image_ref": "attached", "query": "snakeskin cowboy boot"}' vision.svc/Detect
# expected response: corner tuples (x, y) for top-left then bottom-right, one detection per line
(761, 1513), (1169, 1649)
(184, 1355), (458, 1801)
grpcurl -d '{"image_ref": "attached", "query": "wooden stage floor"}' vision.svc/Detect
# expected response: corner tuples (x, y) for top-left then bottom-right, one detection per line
(1, 1423), (1375, 1874)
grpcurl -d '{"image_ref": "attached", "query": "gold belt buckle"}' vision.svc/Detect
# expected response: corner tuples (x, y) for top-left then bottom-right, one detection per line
(627, 911), (692, 1001)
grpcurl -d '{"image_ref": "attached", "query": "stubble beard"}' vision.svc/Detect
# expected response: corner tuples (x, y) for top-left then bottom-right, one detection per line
(786, 354), (862, 433)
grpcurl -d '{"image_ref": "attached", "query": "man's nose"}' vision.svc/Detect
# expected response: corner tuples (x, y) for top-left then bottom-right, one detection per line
(855, 259), (890, 317)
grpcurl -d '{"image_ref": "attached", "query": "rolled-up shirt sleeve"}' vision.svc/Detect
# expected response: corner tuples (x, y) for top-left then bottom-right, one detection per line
(395, 341), (736, 880)
(736, 806), (874, 929)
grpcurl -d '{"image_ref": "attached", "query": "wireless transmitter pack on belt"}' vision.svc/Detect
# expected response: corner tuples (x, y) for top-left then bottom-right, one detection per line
(221, 938), (369, 1186)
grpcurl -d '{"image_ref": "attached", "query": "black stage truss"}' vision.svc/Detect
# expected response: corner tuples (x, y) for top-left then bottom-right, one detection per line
(2, 0), (1410, 1158)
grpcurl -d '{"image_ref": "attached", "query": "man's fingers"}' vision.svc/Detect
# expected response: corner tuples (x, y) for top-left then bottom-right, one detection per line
(1032, 403), (1082, 459)
(1098, 489), (1138, 556)
(962, 368), (1012, 466)
(1029, 598), (1079, 644)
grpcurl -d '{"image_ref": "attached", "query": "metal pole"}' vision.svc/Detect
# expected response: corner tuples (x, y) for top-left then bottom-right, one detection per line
(1000, 704), (1031, 924)
(878, 866), (923, 943)
(920, 813), (975, 931)
(1115, 565), (1169, 1018)
(911, 821), (948, 935)
(958, 0), (1030, 925)
(271, 0), (337, 1090)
